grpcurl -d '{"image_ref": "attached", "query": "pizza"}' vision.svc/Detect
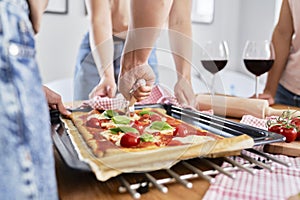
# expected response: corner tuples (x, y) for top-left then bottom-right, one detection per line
(68, 108), (224, 158)
(62, 107), (254, 181)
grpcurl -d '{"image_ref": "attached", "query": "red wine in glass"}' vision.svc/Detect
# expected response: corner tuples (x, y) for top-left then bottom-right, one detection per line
(243, 40), (275, 98)
(200, 41), (229, 95)
(201, 60), (228, 74)
(243, 59), (274, 76)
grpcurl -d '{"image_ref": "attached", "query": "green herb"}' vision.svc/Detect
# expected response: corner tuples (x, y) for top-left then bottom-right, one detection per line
(103, 110), (118, 118)
(112, 115), (131, 124)
(140, 134), (155, 142)
(109, 126), (139, 134)
(139, 110), (155, 116)
(150, 121), (173, 131)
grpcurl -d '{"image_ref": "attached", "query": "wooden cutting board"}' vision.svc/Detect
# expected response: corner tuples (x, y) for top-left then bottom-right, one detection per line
(263, 141), (300, 157)
(262, 104), (300, 157)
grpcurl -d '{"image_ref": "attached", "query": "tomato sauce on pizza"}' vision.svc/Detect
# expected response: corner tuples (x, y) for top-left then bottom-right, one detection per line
(69, 108), (223, 157)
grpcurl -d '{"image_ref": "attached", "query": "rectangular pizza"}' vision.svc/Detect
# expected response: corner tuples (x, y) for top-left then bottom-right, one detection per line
(62, 107), (254, 181)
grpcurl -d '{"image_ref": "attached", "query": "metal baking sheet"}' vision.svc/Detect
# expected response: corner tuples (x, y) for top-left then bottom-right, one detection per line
(50, 103), (285, 171)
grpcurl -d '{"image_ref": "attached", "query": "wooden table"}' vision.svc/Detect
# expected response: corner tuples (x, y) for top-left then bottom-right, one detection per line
(54, 104), (299, 200)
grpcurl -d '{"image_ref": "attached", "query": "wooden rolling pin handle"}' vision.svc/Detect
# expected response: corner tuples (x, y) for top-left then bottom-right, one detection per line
(195, 94), (269, 118)
(265, 107), (300, 118)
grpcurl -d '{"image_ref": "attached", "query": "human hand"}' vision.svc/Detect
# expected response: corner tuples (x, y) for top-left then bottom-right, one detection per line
(43, 86), (71, 116)
(251, 92), (275, 105)
(89, 77), (117, 99)
(118, 64), (155, 101)
(250, 91), (275, 105)
(174, 77), (195, 107)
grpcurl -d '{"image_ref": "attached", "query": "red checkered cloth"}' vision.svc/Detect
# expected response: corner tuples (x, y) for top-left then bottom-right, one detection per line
(82, 85), (213, 114)
(240, 115), (278, 130)
(203, 114), (300, 200)
(136, 85), (178, 105)
(82, 85), (178, 110)
(202, 154), (300, 200)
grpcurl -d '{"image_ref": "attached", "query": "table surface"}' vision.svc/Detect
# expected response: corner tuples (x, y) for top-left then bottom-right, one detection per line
(55, 103), (299, 200)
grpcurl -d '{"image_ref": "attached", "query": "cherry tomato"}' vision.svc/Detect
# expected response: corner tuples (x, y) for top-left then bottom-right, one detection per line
(280, 126), (297, 143)
(120, 132), (140, 148)
(268, 125), (282, 134)
(86, 118), (101, 128)
(291, 118), (300, 140)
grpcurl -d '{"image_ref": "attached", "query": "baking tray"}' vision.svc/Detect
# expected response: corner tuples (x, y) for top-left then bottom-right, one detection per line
(50, 103), (285, 171)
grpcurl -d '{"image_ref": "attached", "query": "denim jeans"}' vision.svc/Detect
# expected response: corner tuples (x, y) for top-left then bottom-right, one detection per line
(73, 32), (159, 100)
(275, 84), (300, 107)
(0, 0), (58, 199)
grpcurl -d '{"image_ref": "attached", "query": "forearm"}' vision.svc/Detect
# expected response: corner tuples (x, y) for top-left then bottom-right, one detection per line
(86, 0), (114, 79)
(168, 0), (192, 81)
(264, 27), (291, 96)
(264, 0), (293, 96)
(122, 0), (173, 70)
(89, 26), (114, 79)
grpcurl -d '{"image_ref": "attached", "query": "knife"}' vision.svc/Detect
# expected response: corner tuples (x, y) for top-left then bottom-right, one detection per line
(126, 79), (146, 116)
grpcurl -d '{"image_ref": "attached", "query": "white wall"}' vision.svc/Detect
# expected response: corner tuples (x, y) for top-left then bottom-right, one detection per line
(36, 0), (88, 84)
(37, 0), (279, 99)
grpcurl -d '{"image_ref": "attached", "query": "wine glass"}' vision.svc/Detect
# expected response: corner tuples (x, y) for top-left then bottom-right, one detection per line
(243, 40), (275, 98)
(200, 40), (229, 95)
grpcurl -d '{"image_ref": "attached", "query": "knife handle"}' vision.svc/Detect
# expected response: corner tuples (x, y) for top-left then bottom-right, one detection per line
(129, 96), (137, 107)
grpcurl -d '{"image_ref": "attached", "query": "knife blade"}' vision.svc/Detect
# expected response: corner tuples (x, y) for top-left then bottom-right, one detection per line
(67, 106), (93, 113)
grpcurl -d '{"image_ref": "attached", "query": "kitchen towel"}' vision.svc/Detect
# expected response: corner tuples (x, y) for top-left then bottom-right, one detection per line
(82, 85), (212, 114)
(240, 115), (277, 130)
(202, 153), (300, 200)
(82, 85), (178, 110)
(203, 114), (300, 200)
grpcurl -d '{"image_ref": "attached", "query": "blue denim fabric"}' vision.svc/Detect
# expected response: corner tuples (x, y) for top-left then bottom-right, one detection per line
(73, 32), (159, 100)
(275, 84), (300, 107)
(0, 0), (58, 199)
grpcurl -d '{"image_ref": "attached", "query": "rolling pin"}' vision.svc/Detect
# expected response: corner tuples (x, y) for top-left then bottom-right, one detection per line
(195, 94), (300, 118)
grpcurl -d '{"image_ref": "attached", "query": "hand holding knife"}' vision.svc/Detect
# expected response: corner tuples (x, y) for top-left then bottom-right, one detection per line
(126, 79), (146, 115)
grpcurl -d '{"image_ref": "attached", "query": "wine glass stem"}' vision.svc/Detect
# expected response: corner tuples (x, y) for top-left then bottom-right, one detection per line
(211, 74), (216, 96)
(255, 76), (259, 98)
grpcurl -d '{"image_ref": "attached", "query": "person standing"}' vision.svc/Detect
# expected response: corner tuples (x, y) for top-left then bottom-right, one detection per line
(258, 0), (300, 107)
(73, 0), (159, 100)
(0, 0), (69, 199)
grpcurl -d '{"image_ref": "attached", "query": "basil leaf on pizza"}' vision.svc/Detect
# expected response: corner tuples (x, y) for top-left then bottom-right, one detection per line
(140, 133), (155, 142)
(150, 121), (173, 131)
(112, 115), (131, 125)
(103, 110), (119, 118)
(110, 126), (139, 134)
(139, 110), (155, 116)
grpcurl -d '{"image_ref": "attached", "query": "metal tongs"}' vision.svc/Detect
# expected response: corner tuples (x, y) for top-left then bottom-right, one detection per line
(126, 79), (146, 116)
